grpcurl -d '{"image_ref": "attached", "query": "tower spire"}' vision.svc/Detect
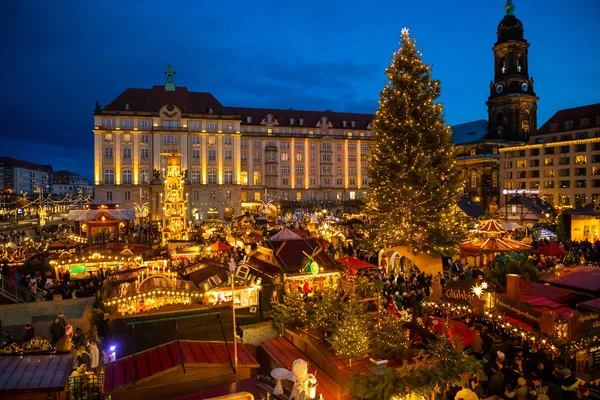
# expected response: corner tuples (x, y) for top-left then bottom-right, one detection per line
(164, 64), (176, 91)
(504, 0), (515, 16)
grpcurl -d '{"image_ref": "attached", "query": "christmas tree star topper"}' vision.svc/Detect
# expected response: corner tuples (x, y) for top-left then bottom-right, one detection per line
(401, 27), (410, 38)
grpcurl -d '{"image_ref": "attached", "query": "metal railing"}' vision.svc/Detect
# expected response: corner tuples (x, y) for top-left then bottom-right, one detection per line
(68, 373), (104, 400)
(0, 277), (46, 303)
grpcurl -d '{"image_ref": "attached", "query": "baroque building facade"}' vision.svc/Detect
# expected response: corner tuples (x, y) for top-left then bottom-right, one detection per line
(93, 66), (374, 221)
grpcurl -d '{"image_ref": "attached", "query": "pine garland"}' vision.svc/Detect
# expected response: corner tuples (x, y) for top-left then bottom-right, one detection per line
(364, 28), (466, 257)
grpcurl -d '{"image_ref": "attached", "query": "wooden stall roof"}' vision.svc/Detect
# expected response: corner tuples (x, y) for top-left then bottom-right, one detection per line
(0, 353), (73, 392)
(520, 280), (588, 318)
(261, 336), (352, 400)
(104, 340), (259, 394)
(540, 266), (600, 294)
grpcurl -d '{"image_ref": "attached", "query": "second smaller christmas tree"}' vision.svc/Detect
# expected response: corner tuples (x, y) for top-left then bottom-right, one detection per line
(330, 294), (370, 366)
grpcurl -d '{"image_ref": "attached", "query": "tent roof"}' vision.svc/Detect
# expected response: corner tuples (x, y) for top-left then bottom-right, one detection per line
(336, 256), (375, 270)
(270, 228), (301, 241)
(535, 242), (567, 256)
(459, 237), (531, 253)
(208, 241), (231, 251)
(479, 219), (507, 234)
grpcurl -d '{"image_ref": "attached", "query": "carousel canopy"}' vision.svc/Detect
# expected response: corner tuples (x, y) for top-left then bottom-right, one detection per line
(535, 242), (567, 256)
(270, 228), (301, 241)
(459, 237), (532, 254)
(209, 241), (232, 251)
(479, 219), (507, 236)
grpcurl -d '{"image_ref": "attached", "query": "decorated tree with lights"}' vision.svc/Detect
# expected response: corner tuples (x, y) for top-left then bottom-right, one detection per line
(310, 288), (342, 335)
(372, 311), (411, 360)
(272, 289), (307, 333)
(330, 294), (370, 366)
(364, 28), (465, 256)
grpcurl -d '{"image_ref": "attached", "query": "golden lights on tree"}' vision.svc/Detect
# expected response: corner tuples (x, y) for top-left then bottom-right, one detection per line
(364, 27), (466, 256)
(161, 151), (189, 244)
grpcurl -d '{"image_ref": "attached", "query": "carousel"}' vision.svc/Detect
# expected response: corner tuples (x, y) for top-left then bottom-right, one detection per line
(50, 247), (145, 280)
(459, 219), (532, 268)
(104, 262), (200, 316)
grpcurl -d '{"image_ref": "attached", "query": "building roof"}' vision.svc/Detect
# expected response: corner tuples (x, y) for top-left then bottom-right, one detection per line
(540, 266), (600, 294)
(0, 157), (52, 173)
(264, 238), (338, 273)
(520, 280), (588, 318)
(270, 228), (301, 241)
(450, 119), (489, 144)
(505, 195), (555, 218)
(457, 196), (485, 218)
(68, 208), (136, 222)
(535, 103), (600, 135)
(244, 254), (281, 278)
(0, 353), (73, 393)
(53, 170), (91, 185)
(103, 340), (259, 394)
(563, 203), (600, 216)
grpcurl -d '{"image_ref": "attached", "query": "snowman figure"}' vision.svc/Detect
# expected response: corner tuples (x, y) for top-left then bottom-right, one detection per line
(271, 359), (318, 400)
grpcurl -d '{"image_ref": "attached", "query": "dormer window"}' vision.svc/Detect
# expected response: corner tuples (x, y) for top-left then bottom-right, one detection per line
(580, 118), (589, 128)
(299, 119), (304, 126)
(125, 103), (130, 110)
(565, 121), (573, 130)
(267, 114), (273, 123)
(342, 120), (347, 128)
(208, 107), (214, 114)
(290, 118), (295, 125)
(351, 121), (356, 128)
(321, 117), (327, 126)
(246, 116), (252, 123)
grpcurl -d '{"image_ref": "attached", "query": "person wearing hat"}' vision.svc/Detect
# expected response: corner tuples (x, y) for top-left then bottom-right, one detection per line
(505, 377), (529, 400)
(560, 369), (580, 400)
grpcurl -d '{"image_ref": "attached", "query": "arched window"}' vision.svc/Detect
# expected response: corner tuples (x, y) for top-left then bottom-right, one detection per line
(122, 169), (132, 185)
(104, 169), (114, 184)
(140, 170), (150, 185)
(224, 170), (233, 185)
(470, 171), (478, 190)
(191, 169), (201, 184)
(208, 169), (217, 185)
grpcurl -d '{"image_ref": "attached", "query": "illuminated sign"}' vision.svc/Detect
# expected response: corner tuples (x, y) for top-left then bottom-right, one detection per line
(502, 189), (540, 195)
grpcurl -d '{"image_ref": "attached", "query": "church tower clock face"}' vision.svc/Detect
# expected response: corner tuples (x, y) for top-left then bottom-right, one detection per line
(486, 0), (538, 141)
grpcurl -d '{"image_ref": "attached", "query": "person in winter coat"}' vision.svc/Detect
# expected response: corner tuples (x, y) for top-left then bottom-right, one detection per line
(87, 341), (100, 373)
(50, 317), (65, 344)
(22, 324), (35, 342)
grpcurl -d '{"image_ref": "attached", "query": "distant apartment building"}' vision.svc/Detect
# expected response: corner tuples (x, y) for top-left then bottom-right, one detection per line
(0, 157), (52, 195)
(499, 103), (600, 209)
(51, 170), (94, 198)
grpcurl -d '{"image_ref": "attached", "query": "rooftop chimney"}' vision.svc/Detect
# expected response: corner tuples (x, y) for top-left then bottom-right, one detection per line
(506, 274), (521, 301)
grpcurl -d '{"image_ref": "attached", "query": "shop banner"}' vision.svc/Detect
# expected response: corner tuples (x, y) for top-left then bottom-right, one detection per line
(443, 279), (477, 303)
(496, 294), (541, 329)
(570, 311), (600, 338)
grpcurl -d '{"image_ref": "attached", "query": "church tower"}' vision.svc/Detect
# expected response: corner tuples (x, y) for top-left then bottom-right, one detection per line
(486, 0), (538, 142)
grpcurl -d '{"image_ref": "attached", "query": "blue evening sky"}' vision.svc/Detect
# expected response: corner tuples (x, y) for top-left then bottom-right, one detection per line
(1, 0), (598, 180)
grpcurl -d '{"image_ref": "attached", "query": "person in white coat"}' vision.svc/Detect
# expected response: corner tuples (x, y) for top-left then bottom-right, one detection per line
(87, 341), (100, 373)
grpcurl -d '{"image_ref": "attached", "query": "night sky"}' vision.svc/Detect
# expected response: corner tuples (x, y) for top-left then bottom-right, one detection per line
(1, 0), (599, 181)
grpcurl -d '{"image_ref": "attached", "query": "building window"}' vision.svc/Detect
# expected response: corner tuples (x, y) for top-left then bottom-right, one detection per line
(348, 143), (356, 151)
(565, 121), (574, 130)
(349, 191), (356, 200)
(241, 191), (247, 201)
(103, 118), (115, 127)
(106, 191), (113, 201)
(241, 140), (247, 148)
(163, 135), (178, 144)
(223, 123), (234, 132)
(282, 177), (289, 186)
(225, 190), (231, 200)
(337, 154), (342, 162)
(240, 171), (248, 185)
(322, 142), (331, 150)
(362, 176), (368, 186)
(253, 172), (261, 185)
(295, 142), (304, 149)
(191, 170), (201, 184)
(349, 167), (356, 175)
(336, 144), (342, 150)
(208, 170), (217, 184)
(281, 141), (290, 149)
(140, 134), (149, 143)
(139, 120), (150, 129)
(296, 177), (303, 186)
(322, 154), (331, 162)
(192, 135), (200, 144)
(208, 148), (216, 160)
(254, 140), (261, 148)
(516, 160), (526, 168)
(192, 149), (200, 159)
(193, 190), (200, 200)
(141, 148), (149, 158)
(224, 150), (232, 160)
(296, 153), (303, 162)
(295, 166), (304, 174)
(104, 169), (114, 184)
(360, 144), (368, 151)
(310, 178), (316, 186)
(349, 178), (356, 186)
(209, 190), (216, 200)
(141, 170), (150, 184)
(122, 169), (132, 184)
(336, 178), (343, 186)
(241, 152), (247, 161)
(575, 155), (587, 164)
(124, 191), (131, 201)
(224, 170), (233, 184)
(296, 192), (302, 201)
(281, 166), (290, 174)
(470, 171), (477, 188)
(254, 191), (261, 201)
(206, 122), (217, 131)
(281, 153), (289, 161)
(105, 147), (113, 158)
(123, 147), (131, 158)
(254, 153), (261, 162)
(575, 193), (587, 208)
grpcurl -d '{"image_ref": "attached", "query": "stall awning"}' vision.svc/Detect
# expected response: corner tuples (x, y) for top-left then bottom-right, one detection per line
(535, 243), (567, 256)
(540, 266), (600, 294)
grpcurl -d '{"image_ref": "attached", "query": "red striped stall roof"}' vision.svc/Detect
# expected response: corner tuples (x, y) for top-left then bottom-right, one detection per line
(0, 354), (73, 393)
(104, 340), (259, 394)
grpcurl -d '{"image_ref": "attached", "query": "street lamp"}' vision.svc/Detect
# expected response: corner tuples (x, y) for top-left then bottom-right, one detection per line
(228, 258), (238, 372)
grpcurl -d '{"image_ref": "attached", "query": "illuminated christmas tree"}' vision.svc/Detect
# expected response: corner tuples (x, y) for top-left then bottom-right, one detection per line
(330, 294), (370, 366)
(372, 311), (411, 360)
(161, 151), (189, 244)
(272, 289), (307, 332)
(364, 27), (465, 256)
(310, 288), (341, 334)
